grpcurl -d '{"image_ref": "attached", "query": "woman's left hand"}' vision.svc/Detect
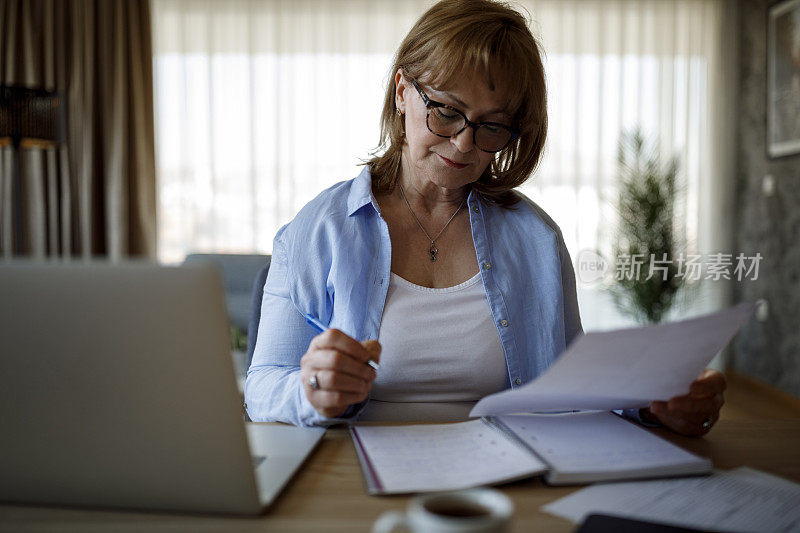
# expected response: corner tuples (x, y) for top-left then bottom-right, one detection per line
(647, 369), (726, 437)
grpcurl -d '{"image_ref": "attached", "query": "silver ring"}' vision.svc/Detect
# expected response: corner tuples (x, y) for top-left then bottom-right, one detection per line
(309, 374), (320, 390)
(701, 417), (713, 429)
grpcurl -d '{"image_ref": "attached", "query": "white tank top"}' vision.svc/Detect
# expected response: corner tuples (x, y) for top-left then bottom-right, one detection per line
(360, 271), (509, 422)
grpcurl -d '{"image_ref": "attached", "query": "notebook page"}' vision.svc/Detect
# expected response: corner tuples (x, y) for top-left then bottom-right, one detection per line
(351, 420), (548, 494)
(496, 411), (708, 476)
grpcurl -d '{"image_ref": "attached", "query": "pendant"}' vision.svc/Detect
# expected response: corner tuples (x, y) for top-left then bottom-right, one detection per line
(429, 243), (438, 262)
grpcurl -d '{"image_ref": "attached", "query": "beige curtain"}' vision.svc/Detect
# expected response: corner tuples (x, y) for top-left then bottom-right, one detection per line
(0, 0), (156, 259)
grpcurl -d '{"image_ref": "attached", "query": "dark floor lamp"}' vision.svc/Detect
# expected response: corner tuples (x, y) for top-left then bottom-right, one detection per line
(0, 85), (65, 253)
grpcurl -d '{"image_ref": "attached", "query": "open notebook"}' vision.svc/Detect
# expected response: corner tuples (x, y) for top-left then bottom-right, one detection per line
(350, 411), (711, 495)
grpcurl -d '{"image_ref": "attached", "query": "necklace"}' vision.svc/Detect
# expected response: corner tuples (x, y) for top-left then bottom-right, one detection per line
(398, 183), (465, 262)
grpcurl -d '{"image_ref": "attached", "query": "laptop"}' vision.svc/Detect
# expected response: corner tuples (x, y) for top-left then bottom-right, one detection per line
(0, 262), (324, 515)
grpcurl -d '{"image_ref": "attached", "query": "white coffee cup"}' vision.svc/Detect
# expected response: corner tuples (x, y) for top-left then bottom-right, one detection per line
(372, 488), (513, 533)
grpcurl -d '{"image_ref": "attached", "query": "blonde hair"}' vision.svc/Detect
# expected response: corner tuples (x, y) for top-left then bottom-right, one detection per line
(367, 0), (547, 207)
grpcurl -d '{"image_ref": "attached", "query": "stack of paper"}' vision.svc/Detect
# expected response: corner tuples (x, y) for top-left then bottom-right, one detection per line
(543, 467), (800, 532)
(351, 304), (757, 496)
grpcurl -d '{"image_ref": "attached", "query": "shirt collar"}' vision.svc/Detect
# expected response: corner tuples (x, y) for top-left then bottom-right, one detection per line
(347, 166), (378, 217)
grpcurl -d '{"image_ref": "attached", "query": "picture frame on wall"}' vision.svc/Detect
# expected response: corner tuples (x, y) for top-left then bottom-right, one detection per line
(767, 0), (800, 158)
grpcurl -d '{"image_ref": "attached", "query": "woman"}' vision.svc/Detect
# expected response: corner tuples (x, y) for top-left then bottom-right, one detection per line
(245, 0), (725, 436)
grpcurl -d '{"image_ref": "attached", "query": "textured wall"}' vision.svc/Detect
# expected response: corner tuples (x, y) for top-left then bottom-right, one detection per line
(732, 0), (800, 396)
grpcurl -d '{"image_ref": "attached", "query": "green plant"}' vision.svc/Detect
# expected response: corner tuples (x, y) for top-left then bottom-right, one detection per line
(230, 325), (247, 353)
(610, 129), (685, 324)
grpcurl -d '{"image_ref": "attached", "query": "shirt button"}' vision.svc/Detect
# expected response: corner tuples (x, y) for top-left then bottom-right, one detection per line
(483, 262), (491, 270)
(472, 205), (479, 213)
(500, 319), (509, 327)
(514, 378), (522, 386)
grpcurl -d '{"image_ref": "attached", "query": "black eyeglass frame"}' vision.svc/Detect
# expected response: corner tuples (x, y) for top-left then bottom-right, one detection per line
(410, 78), (519, 153)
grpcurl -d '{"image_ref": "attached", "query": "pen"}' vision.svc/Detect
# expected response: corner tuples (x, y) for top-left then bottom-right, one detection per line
(304, 314), (380, 371)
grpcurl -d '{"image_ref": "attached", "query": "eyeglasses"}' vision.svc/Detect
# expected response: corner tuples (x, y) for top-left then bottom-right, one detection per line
(410, 78), (518, 153)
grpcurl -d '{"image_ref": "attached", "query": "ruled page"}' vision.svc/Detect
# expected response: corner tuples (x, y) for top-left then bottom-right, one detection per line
(496, 411), (709, 480)
(351, 420), (548, 494)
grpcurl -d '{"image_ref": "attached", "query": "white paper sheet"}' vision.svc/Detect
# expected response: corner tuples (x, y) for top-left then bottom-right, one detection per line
(351, 420), (547, 494)
(542, 467), (800, 532)
(471, 303), (755, 416)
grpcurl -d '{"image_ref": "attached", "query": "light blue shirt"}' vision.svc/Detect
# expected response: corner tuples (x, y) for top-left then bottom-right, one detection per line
(245, 167), (583, 427)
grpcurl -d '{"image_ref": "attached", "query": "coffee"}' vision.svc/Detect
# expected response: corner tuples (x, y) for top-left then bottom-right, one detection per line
(373, 488), (513, 533)
(425, 498), (492, 518)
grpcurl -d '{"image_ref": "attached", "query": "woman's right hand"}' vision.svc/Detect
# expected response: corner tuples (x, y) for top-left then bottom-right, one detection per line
(300, 329), (381, 418)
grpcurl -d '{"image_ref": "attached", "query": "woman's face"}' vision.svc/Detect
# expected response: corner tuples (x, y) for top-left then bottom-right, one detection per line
(395, 70), (512, 192)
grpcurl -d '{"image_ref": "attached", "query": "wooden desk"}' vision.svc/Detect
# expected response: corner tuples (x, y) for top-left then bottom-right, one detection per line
(1, 418), (798, 532)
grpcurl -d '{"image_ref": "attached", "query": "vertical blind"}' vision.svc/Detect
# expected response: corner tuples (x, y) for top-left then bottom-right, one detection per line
(152, 0), (737, 329)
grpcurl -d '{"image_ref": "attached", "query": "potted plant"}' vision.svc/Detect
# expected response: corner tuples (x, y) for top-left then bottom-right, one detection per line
(609, 129), (686, 324)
